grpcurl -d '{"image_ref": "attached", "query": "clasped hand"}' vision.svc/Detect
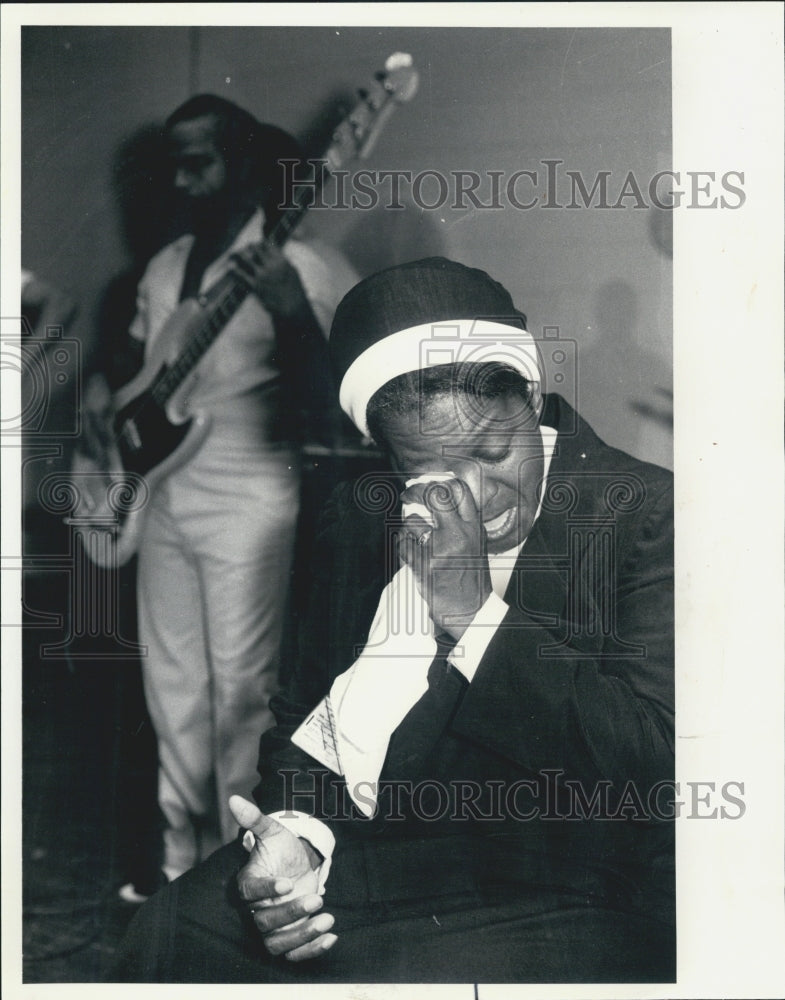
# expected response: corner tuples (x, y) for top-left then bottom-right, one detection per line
(229, 242), (308, 319)
(230, 795), (337, 962)
(399, 477), (492, 641)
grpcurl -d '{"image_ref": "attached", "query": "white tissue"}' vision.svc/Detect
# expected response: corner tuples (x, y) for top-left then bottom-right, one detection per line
(402, 472), (456, 525)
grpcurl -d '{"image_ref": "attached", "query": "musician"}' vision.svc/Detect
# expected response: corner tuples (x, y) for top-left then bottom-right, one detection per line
(115, 257), (675, 982)
(86, 94), (358, 898)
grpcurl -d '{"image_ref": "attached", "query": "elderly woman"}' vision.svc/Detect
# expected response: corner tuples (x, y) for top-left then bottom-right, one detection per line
(116, 257), (675, 984)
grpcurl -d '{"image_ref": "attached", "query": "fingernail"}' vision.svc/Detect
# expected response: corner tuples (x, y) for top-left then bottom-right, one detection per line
(303, 895), (323, 913)
(273, 878), (292, 894)
(321, 934), (337, 949)
(313, 913), (334, 932)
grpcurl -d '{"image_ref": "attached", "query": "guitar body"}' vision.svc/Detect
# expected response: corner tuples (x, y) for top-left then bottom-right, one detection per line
(70, 299), (212, 568)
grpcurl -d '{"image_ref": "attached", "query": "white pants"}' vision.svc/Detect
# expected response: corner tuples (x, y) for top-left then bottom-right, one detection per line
(137, 436), (300, 881)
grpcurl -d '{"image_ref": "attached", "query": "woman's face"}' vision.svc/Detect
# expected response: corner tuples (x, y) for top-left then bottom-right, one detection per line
(381, 390), (545, 553)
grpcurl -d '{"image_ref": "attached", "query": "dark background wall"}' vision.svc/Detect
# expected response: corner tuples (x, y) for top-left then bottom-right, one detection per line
(22, 25), (672, 467)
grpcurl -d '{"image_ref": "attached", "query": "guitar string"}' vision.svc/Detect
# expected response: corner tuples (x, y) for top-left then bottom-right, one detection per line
(147, 173), (320, 407)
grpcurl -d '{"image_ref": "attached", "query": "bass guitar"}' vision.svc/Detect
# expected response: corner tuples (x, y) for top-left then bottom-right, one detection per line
(68, 53), (418, 568)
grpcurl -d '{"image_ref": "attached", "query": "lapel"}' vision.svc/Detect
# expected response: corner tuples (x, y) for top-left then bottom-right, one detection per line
(504, 515), (568, 630)
(503, 394), (611, 630)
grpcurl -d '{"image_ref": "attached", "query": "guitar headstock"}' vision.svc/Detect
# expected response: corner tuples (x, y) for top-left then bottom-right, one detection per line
(324, 53), (419, 170)
(381, 52), (420, 106)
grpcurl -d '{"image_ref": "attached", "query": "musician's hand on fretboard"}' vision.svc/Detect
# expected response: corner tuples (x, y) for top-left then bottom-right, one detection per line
(229, 242), (309, 320)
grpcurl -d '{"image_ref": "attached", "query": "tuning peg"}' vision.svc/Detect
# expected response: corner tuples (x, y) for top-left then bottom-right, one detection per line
(385, 52), (413, 71)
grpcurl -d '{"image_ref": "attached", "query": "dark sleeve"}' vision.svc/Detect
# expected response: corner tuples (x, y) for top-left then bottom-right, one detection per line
(273, 299), (342, 449)
(252, 481), (383, 823)
(252, 486), (342, 818)
(452, 479), (674, 793)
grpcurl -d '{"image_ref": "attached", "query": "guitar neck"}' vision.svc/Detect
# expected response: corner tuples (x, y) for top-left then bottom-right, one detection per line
(266, 171), (321, 247)
(149, 177), (321, 406)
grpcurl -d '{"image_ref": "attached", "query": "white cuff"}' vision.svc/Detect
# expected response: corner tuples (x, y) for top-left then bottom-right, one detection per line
(448, 592), (509, 682)
(242, 811), (335, 894)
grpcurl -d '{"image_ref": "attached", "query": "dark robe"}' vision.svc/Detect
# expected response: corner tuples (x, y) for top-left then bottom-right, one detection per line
(115, 395), (675, 983)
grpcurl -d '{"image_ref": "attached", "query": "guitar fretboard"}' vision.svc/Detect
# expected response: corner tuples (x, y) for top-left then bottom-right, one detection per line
(148, 177), (318, 407)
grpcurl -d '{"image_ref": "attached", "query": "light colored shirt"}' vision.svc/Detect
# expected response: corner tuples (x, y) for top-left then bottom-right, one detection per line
(129, 210), (358, 437)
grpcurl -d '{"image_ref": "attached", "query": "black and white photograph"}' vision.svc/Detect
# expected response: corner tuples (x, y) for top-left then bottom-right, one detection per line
(2, 3), (782, 997)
